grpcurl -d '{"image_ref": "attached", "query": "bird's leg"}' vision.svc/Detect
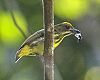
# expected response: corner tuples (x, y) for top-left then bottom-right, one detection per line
(36, 55), (45, 64)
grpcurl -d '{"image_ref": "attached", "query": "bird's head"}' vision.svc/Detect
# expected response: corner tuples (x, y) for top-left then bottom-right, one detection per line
(55, 22), (82, 41)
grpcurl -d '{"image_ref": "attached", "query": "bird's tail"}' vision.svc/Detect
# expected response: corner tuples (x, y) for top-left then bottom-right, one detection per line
(15, 49), (22, 63)
(15, 45), (32, 63)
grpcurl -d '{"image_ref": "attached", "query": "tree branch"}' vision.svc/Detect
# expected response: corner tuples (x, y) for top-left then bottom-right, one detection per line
(42, 0), (54, 80)
(10, 11), (27, 39)
(4, 0), (28, 39)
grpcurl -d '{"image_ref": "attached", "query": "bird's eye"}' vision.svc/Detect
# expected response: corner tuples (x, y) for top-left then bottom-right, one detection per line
(65, 25), (70, 29)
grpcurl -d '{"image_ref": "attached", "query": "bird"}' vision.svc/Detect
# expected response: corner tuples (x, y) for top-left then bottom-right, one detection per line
(15, 22), (82, 63)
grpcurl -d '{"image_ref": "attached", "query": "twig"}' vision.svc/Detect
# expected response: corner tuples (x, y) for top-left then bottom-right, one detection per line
(10, 11), (27, 39)
(42, 0), (54, 80)
(4, 0), (27, 39)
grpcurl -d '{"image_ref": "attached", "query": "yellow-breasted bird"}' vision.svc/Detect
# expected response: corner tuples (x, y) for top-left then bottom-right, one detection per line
(15, 22), (82, 63)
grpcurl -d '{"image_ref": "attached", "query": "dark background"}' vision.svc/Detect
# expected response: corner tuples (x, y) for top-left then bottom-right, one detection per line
(0, 0), (100, 80)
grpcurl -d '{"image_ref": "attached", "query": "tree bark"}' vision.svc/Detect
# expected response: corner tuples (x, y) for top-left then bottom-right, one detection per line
(42, 0), (54, 80)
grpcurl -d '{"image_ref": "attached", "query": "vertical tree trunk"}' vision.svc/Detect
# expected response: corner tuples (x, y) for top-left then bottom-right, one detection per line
(42, 0), (54, 80)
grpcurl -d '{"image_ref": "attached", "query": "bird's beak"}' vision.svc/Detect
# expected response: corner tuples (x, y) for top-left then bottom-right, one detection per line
(70, 28), (82, 41)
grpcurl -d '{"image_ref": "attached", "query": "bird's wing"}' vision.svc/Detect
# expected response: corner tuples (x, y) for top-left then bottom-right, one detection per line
(15, 29), (44, 63)
(19, 29), (44, 49)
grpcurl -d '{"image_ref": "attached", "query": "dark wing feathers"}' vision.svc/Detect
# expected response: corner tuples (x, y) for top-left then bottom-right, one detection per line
(19, 29), (44, 49)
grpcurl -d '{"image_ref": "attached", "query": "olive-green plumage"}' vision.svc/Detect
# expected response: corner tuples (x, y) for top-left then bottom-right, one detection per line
(15, 22), (82, 63)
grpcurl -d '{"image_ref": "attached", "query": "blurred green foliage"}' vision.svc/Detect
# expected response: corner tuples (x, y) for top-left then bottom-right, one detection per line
(0, 0), (100, 80)
(0, 11), (28, 44)
(85, 67), (100, 80)
(55, 0), (89, 19)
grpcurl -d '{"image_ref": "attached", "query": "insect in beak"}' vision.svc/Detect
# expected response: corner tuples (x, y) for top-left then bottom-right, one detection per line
(70, 28), (82, 42)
